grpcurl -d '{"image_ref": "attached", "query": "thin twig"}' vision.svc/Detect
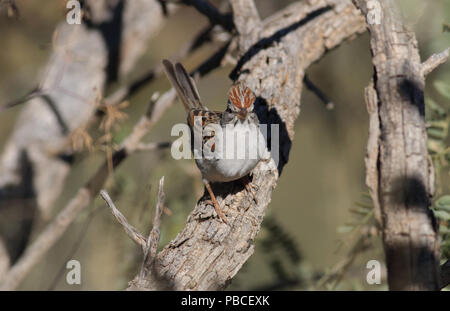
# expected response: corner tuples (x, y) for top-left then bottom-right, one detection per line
(0, 0), (19, 18)
(103, 25), (217, 107)
(100, 190), (147, 250)
(304, 75), (335, 109)
(0, 88), (45, 112)
(137, 176), (167, 285)
(135, 142), (171, 152)
(148, 176), (165, 257)
(191, 41), (231, 77)
(422, 47), (450, 76)
(167, 0), (234, 31)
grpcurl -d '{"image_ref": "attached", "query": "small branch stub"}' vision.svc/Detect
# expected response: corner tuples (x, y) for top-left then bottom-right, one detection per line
(100, 190), (147, 250)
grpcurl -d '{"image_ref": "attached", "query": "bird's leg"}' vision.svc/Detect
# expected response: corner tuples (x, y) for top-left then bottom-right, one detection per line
(240, 175), (258, 204)
(203, 179), (228, 224)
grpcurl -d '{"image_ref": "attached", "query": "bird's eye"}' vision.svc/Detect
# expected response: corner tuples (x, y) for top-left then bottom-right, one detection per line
(221, 111), (235, 125)
(227, 101), (239, 112)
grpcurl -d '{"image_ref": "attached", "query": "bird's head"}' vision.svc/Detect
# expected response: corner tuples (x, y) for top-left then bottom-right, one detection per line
(226, 82), (256, 121)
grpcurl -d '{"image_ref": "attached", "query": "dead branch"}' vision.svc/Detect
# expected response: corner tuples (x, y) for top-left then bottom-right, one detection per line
(303, 75), (335, 109)
(422, 47), (450, 76)
(100, 190), (147, 250)
(176, 0), (234, 32)
(138, 176), (166, 283)
(99, 176), (166, 254)
(146, 176), (165, 260)
(101, 177), (167, 288)
(128, 0), (366, 290)
(354, 0), (440, 290)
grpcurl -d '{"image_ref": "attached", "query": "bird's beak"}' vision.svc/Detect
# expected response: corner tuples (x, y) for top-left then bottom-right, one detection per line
(237, 108), (247, 120)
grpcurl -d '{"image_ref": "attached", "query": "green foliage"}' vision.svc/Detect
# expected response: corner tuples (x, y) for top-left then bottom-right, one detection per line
(427, 80), (450, 262)
(248, 215), (309, 290)
(443, 23), (450, 33)
(316, 193), (379, 290)
(261, 216), (302, 264)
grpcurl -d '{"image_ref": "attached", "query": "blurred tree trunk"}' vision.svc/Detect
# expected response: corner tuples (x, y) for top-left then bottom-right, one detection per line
(0, 0), (170, 266)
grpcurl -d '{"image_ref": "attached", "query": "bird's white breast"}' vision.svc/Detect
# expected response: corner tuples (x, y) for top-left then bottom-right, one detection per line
(195, 121), (266, 182)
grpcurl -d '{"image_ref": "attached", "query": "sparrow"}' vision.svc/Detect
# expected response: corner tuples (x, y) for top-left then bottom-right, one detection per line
(162, 59), (266, 224)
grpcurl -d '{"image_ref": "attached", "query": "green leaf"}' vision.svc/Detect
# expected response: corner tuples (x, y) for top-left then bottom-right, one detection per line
(440, 227), (450, 235)
(426, 97), (446, 116)
(434, 210), (450, 221)
(436, 195), (450, 213)
(427, 139), (443, 154)
(337, 225), (354, 234)
(434, 80), (450, 100)
(443, 23), (450, 33)
(428, 127), (446, 140)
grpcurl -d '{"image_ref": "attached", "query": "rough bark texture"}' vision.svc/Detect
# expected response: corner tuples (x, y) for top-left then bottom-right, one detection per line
(128, 0), (366, 291)
(355, 0), (440, 290)
(0, 0), (169, 265)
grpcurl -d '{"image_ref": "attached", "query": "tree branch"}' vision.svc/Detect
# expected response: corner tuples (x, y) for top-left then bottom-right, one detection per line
(139, 176), (166, 282)
(0, 90), (176, 291)
(100, 190), (148, 250)
(354, 0), (440, 290)
(177, 0), (234, 32)
(128, 0), (366, 291)
(101, 177), (167, 288)
(422, 47), (450, 76)
(229, 0), (261, 52)
(146, 176), (165, 260)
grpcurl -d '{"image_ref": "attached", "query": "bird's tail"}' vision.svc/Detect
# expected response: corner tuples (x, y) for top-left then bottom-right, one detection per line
(162, 59), (205, 112)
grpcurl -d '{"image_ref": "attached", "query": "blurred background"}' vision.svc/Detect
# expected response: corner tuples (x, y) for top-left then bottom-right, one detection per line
(0, 0), (449, 290)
